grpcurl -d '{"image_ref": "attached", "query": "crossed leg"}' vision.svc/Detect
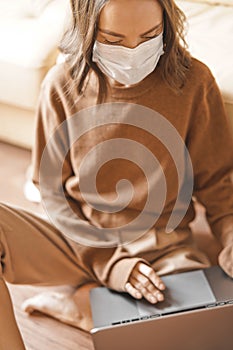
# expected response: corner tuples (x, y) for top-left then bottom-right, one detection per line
(0, 202), (94, 349)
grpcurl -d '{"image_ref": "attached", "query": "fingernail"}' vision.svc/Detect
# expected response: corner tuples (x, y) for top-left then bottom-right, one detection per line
(154, 291), (164, 301)
(149, 295), (157, 303)
(157, 293), (164, 301)
(159, 283), (165, 290)
(136, 292), (142, 299)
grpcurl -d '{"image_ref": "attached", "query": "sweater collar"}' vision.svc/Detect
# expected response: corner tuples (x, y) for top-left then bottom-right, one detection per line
(88, 66), (162, 100)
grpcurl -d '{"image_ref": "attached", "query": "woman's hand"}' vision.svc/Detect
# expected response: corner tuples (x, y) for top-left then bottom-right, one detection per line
(124, 262), (166, 304)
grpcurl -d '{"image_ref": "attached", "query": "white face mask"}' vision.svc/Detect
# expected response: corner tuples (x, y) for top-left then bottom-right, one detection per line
(92, 32), (164, 86)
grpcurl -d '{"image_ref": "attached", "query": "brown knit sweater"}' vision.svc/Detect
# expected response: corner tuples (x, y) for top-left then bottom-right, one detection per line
(31, 58), (233, 290)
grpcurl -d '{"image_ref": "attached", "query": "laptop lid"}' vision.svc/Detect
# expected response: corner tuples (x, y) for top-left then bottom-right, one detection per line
(91, 303), (233, 350)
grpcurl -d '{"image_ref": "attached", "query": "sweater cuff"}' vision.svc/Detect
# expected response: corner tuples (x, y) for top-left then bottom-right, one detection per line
(107, 257), (147, 292)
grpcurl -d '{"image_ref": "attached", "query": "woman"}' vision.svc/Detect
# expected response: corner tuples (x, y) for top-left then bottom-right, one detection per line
(0, 0), (232, 348)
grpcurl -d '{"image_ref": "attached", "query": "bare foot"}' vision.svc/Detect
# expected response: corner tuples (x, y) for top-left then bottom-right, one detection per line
(21, 283), (99, 331)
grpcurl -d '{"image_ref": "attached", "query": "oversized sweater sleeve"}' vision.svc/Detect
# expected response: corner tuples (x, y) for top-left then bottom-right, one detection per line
(187, 74), (233, 250)
(31, 66), (145, 291)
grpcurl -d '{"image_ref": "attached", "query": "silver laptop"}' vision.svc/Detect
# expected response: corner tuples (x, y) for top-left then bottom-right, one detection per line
(90, 266), (233, 350)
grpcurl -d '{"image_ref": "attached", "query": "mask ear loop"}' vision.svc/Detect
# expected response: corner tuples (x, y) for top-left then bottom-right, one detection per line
(91, 4), (102, 63)
(91, 4), (111, 91)
(92, 2), (106, 61)
(94, 1), (107, 38)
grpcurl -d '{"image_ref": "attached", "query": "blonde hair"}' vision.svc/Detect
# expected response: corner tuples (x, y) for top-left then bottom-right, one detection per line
(60, 0), (192, 103)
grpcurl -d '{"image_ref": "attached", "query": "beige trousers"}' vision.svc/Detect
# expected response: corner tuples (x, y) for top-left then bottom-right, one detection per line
(0, 202), (94, 350)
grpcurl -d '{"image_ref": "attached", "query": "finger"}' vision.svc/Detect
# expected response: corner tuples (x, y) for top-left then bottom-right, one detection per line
(129, 277), (155, 303)
(129, 276), (148, 295)
(131, 270), (150, 288)
(131, 271), (164, 301)
(137, 263), (166, 291)
(125, 282), (143, 300)
(129, 277), (161, 304)
(147, 282), (164, 302)
(131, 266), (165, 302)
